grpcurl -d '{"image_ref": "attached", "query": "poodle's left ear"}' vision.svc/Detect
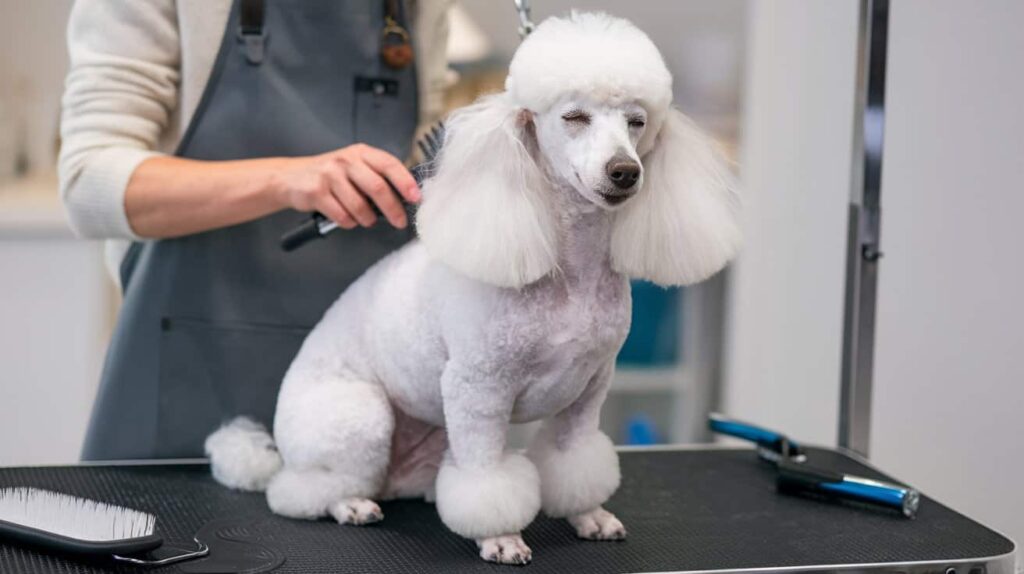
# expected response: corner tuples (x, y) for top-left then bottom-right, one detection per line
(416, 93), (558, 288)
(611, 108), (742, 287)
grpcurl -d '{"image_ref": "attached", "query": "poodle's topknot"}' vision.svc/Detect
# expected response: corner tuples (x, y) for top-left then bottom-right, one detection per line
(505, 11), (673, 153)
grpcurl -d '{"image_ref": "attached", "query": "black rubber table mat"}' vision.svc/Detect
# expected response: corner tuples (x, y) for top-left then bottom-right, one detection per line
(0, 447), (1014, 573)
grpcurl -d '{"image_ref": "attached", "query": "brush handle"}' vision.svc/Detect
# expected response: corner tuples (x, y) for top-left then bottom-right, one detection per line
(281, 213), (332, 252)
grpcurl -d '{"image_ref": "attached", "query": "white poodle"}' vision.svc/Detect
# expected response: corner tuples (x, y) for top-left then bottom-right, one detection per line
(206, 12), (740, 565)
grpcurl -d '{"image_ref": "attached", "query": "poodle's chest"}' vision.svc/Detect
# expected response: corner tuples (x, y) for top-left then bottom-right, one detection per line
(507, 282), (632, 420)
(511, 275), (631, 359)
(538, 296), (630, 355)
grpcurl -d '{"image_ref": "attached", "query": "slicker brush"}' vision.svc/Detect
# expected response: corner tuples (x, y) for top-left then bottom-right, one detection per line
(0, 487), (208, 566)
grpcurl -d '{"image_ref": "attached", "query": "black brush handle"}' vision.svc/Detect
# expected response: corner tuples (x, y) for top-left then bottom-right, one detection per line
(281, 214), (327, 252)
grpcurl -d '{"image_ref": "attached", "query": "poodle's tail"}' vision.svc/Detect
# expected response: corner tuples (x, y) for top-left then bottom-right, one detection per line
(205, 416), (283, 492)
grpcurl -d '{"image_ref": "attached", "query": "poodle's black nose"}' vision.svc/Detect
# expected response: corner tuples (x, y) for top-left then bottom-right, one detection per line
(606, 157), (641, 189)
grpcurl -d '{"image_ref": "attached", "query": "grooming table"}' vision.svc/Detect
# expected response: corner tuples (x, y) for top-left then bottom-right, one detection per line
(0, 446), (1015, 573)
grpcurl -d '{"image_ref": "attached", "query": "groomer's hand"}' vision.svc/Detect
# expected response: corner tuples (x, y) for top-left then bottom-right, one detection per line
(274, 144), (421, 230)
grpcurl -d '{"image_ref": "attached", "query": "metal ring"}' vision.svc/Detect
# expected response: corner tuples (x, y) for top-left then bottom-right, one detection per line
(113, 537), (210, 566)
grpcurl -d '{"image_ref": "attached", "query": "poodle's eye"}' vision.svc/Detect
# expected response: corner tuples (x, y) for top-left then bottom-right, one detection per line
(627, 116), (646, 129)
(561, 110), (592, 125)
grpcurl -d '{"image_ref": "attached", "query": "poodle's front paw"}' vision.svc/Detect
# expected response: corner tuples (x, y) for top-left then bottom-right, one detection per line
(329, 498), (383, 526)
(568, 507), (626, 541)
(476, 533), (532, 565)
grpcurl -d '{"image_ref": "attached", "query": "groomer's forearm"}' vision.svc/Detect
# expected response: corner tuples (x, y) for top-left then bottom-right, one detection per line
(124, 156), (291, 238)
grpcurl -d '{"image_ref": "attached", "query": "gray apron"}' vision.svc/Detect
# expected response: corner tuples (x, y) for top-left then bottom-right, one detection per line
(82, 0), (418, 460)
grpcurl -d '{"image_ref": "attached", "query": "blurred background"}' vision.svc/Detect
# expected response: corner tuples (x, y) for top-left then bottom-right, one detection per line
(1, 0), (1022, 548)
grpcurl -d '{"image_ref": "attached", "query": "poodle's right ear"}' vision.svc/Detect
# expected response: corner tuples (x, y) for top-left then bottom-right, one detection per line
(416, 93), (558, 288)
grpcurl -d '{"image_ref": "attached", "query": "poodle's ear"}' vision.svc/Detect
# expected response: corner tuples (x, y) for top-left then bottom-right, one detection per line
(611, 108), (742, 287)
(415, 93), (557, 288)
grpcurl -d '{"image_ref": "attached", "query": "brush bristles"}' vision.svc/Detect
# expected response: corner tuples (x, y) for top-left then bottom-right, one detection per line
(0, 488), (156, 542)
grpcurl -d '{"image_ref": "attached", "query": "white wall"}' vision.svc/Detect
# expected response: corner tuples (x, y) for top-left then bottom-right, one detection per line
(727, 0), (1024, 548)
(872, 0), (1024, 547)
(724, 1), (859, 446)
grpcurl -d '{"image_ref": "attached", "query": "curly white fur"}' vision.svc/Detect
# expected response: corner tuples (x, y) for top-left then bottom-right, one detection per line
(611, 109), (742, 286)
(207, 11), (741, 564)
(435, 453), (541, 539)
(416, 93), (557, 288)
(204, 417), (282, 492)
(506, 11), (673, 156)
(527, 428), (620, 518)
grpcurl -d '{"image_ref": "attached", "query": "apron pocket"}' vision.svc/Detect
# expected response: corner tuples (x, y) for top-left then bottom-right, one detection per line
(156, 317), (310, 458)
(352, 76), (403, 151)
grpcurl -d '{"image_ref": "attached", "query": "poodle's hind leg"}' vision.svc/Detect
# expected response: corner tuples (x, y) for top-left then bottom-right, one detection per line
(265, 467), (385, 525)
(267, 379), (394, 525)
(380, 408), (448, 502)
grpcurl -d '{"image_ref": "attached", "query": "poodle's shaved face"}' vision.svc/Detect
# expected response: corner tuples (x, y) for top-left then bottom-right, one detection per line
(531, 94), (648, 210)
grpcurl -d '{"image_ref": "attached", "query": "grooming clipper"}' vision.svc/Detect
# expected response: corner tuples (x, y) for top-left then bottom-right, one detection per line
(708, 412), (805, 463)
(776, 460), (921, 518)
(708, 413), (920, 518)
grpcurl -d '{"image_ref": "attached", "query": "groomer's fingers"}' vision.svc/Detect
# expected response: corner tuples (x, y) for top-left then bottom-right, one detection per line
(328, 171), (377, 228)
(347, 161), (407, 229)
(315, 193), (358, 230)
(361, 147), (421, 203)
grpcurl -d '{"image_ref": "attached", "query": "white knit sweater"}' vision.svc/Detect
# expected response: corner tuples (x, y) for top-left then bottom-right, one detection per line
(59, 0), (452, 244)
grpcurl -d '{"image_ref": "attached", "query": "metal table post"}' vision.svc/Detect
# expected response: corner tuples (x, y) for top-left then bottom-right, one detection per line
(839, 0), (889, 457)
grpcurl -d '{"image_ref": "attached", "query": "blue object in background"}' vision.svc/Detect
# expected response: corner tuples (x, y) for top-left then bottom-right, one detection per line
(617, 281), (682, 366)
(625, 415), (660, 445)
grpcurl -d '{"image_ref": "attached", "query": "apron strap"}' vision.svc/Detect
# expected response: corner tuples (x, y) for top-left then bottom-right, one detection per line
(236, 0), (410, 67)
(239, 0), (266, 65)
(240, 0), (265, 35)
(385, 0), (408, 27)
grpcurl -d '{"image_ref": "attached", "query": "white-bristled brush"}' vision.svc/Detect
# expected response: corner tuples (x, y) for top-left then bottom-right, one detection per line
(0, 487), (208, 566)
(280, 122), (447, 252)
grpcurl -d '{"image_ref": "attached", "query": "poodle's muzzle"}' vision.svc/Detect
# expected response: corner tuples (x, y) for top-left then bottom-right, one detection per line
(601, 153), (641, 205)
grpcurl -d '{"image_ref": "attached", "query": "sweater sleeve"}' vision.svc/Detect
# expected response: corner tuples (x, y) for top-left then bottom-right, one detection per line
(59, 0), (181, 240)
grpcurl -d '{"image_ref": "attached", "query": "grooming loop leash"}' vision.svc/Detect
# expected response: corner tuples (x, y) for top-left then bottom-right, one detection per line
(514, 0), (535, 38)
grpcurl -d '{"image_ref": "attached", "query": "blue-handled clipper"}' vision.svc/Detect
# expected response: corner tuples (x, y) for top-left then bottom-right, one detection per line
(708, 412), (806, 464)
(708, 413), (920, 518)
(776, 460), (920, 518)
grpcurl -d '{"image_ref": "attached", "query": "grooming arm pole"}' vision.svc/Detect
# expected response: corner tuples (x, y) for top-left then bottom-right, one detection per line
(838, 0), (889, 458)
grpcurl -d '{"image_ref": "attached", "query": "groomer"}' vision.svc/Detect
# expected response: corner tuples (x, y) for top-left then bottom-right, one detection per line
(59, 0), (452, 460)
